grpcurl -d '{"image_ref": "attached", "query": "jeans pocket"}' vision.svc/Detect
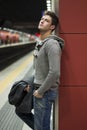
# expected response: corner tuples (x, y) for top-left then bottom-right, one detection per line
(48, 90), (57, 102)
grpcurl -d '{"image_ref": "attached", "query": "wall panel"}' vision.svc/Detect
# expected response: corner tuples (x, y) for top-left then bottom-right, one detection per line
(59, 0), (87, 33)
(59, 86), (87, 130)
(59, 0), (87, 130)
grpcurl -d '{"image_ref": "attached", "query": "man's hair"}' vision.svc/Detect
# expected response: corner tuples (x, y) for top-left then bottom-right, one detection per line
(44, 11), (59, 30)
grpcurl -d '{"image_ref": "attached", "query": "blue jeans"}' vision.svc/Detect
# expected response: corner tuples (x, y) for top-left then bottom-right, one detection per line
(34, 89), (57, 130)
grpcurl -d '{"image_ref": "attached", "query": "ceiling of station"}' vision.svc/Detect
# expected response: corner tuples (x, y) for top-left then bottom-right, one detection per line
(0, 0), (47, 24)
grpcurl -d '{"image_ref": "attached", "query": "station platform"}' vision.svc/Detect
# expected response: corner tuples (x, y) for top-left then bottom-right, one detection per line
(0, 51), (33, 130)
(0, 51), (54, 130)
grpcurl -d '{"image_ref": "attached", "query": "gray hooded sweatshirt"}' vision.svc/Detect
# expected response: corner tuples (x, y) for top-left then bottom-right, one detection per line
(33, 35), (64, 95)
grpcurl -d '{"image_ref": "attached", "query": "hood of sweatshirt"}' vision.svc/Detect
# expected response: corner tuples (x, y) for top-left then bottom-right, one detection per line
(35, 34), (64, 50)
(43, 34), (64, 50)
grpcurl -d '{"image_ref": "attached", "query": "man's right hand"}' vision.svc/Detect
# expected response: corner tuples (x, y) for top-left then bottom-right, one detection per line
(24, 85), (30, 92)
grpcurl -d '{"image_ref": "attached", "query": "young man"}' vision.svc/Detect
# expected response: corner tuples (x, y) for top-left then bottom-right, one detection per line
(16, 11), (64, 130)
(33, 11), (64, 130)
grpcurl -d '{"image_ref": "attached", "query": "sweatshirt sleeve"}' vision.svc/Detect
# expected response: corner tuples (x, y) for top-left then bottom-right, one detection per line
(38, 39), (61, 95)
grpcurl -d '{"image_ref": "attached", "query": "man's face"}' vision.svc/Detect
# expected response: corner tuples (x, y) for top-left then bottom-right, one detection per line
(38, 15), (55, 32)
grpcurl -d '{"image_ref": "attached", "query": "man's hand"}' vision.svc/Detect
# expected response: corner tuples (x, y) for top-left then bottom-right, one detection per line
(33, 90), (42, 98)
(24, 85), (30, 92)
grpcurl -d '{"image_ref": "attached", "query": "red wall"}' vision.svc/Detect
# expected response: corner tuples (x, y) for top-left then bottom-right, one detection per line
(59, 0), (87, 130)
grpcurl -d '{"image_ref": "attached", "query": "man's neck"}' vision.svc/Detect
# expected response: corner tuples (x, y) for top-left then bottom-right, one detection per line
(39, 31), (52, 40)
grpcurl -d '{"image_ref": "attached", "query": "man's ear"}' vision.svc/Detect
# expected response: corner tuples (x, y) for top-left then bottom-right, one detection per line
(50, 25), (55, 30)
